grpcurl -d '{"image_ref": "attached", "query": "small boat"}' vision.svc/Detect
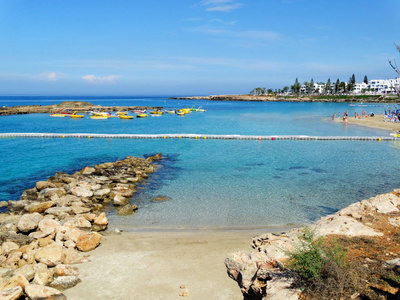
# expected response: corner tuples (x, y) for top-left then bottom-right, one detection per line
(69, 111), (84, 119)
(165, 110), (176, 114)
(90, 114), (110, 120)
(50, 108), (66, 117)
(136, 114), (148, 118)
(133, 109), (147, 114)
(176, 110), (186, 116)
(150, 110), (163, 115)
(61, 109), (73, 116)
(118, 112), (134, 119)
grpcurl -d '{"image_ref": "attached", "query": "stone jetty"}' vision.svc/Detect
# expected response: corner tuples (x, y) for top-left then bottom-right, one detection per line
(0, 154), (162, 299)
(0, 101), (162, 116)
(225, 189), (400, 299)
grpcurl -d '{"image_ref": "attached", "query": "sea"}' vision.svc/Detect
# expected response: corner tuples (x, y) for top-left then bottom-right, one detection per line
(1, 96), (399, 231)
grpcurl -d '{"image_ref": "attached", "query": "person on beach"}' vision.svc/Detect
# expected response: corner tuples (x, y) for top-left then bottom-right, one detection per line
(332, 113), (335, 120)
(354, 112), (357, 119)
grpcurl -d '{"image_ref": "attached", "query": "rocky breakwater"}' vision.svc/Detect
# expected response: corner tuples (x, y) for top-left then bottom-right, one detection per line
(225, 189), (400, 299)
(0, 154), (162, 299)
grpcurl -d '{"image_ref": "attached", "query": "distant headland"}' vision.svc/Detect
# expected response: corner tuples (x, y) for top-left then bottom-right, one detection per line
(169, 94), (399, 103)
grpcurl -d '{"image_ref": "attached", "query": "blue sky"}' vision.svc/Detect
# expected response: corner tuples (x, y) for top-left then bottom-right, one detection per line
(0, 0), (399, 95)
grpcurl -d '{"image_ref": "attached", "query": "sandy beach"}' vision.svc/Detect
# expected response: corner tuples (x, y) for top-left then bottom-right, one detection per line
(63, 229), (283, 300)
(335, 114), (400, 132)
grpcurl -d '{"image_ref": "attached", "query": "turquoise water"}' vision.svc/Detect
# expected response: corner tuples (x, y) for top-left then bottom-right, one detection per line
(1, 96), (399, 230)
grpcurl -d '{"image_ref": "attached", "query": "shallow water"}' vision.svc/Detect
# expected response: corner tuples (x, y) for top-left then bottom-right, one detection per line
(0, 96), (399, 230)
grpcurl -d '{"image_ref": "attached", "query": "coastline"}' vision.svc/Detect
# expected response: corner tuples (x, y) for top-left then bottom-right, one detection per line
(334, 114), (400, 132)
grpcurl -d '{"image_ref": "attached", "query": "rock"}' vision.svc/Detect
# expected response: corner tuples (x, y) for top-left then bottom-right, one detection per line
(50, 275), (81, 290)
(76, 232), (102, 252)
(17, 212), (43, 233)
(0, 274), (29, 290)
(311, 215), (383, 237)
(38, 218), (61, 232)
(44, 207), (72, 216)
(54, 264), (79, 277)
(36, 181), (56, 191)
(0, 233), (32, 247)
(37, 188), (66, 202)
(7, 200), (30, 213)
(34, 243), (65, 267)
(70, 205), (91, 215)
(0, 201), (8, 208)
(24, 201), (56, 213)
(63, 248), (89, 264)
(0, 286), (23, 300)
(117, 204), (138, 216)
(2, 242), (19, 255)
(33, 269), (54, 286)
(80, 166), (95, 175)
(153, 196), (169, 202)
(112, 195), (129, 206)
(93, 188), (111, 198)
(94, 212), (108, 226)
(64, 217), (92, 231)
(25, 284), (66, 300)
(20, 188), (38, 201)
(13, 264), (35, 281)
(70, 187), (93, 198)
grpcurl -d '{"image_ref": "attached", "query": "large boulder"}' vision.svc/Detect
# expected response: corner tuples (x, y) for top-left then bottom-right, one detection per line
(0, 286), (23, 300)
(25, 284), (66, 300)
(35, 181), (56, 191)
(76, 232), (101, 252)
(17, 212), (43, 233)
(50, 275), (81, 290)
(34, 243), (65, 267)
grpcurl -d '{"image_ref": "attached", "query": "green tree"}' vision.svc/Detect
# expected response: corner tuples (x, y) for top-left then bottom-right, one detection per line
(325, 78), (332, 95)
(303, 81), (309, 94)
(335, 79), (340, 94)
(283, 86), (289, 94)
(291, 78), (301, 94)
(339, 81), (346, 93)
(267, 88), (273, 94)
(310, 78), (315, 95)
(363, 75), (368, 84)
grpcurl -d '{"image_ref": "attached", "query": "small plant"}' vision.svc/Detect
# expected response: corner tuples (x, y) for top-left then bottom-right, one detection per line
(286, 227), (346, 282)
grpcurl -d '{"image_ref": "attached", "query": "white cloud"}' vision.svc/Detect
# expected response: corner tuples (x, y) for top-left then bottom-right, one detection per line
(82, 74), (120, 84)
(198, 0), (242, 12)
(33, 72), (58, 82)
(188, 27), (281, 41)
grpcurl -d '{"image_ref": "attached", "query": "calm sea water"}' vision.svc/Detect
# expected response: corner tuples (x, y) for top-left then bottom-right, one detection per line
(1, 96), (399, 230)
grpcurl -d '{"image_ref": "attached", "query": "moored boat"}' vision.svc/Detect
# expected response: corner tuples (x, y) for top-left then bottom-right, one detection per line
(150, 110), (163, 115)
(50, 108), (67, 117)
(69, 111), (84, 119)
(136, 113), (148, 118)
(165, 109), (176, 114)
(90, 114), (110, 120)
(118, 112), (134, 119)
(133, 109), (147, 113)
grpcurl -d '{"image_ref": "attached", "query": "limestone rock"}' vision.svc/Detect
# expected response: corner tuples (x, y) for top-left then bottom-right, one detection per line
(20, 188), (38, 201)
(2, 242), (19, 255)
(50, 275), (81, 290)
(70, 187), (93, 198)
(117, 204), (138, 216)
(37, 188), (66, 202)
(17, 212), (43, 233)
(54, 264), (79, 277)
(34, 243), (65, 267)
(70, 205), (91, 215)
(36, 181), (56, 191)
(63, 248), (89, 264)
(24, 201), (55, 214)
(33, 269), (54, 286)
(76, 232), (101, 252)
(64, 217), (92, 231)
(38, 218), (61, 233)
(44, 207), (72, 216)
(25, 284), (66, 300)
(112, 195), (128, 206)
(0, 286), (23, 300)
(0, 274), (29, 291)
(94, 212), (108, 226)
(7, 200), (30, 213)
(13, 264), (35, 281)
(80, 166), (95, 175)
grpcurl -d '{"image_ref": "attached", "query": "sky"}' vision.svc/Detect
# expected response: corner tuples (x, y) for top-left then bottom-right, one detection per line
(0, 0), (399, 96)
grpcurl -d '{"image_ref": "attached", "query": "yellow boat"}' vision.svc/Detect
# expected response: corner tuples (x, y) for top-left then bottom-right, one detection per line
(50, 108), (66, 117)
(118, 112), (134, 119)
(150, 110), (163, 115)
(136, 114), (148, 118)
(69, 111), (84, 119)
(90, 114), (110, 120)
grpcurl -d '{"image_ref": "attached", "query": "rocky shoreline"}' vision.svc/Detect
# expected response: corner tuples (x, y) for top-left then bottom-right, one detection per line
(0, 154), (162, 299)
(0, 101), (162, 116)
(225, 189), (400, 299)
(169, 94), (392, 103)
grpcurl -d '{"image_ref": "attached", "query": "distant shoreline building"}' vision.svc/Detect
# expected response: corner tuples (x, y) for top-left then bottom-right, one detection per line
(296, 78), (400, 95)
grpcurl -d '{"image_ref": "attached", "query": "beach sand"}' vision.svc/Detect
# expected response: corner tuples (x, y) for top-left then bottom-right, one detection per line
(63, 229), (281, 300)
(335, 114), (400, 132)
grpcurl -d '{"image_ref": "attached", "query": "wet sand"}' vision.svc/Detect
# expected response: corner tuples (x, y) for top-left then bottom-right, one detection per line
(63, 229), (283, 300)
